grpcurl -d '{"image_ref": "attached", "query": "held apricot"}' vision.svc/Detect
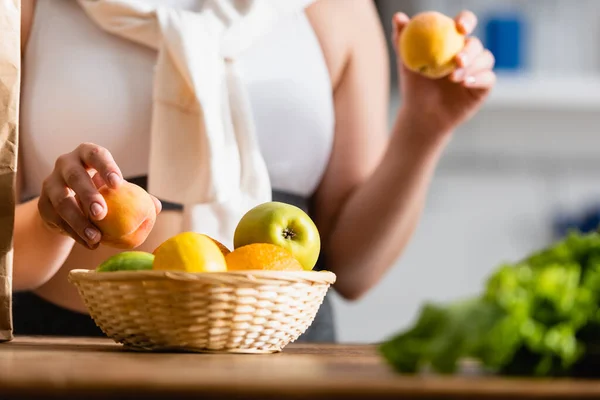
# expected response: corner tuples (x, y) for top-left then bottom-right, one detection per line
(399, 11), (465, 79)
(94, 181), (157, 249)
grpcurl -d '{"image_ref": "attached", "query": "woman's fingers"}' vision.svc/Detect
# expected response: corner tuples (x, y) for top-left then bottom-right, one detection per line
(57, 154), (107, 221)
(38, 189), (97, 248)
(452, 43), (497, 89)
(90, 171), (106, 189)
(456, 36), (484, 68)
(42, 174), (102, 246)
(62, 143), (121, 221)
(76, 142), (123, 189)
(38, 142), (125, 249)
(463, 70), (497, 89)
(450, 37), (482, 82)
(465, 49), (495, 75)
(150, 194), (163, 215)
(37, 194), (66, 234)
(391, 12), (410, 53)
(450, 38), (495, 83)
(455, 10), (477, 35)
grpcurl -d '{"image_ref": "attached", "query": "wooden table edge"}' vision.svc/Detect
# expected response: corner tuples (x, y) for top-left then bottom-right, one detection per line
(2, 336), (600, 400)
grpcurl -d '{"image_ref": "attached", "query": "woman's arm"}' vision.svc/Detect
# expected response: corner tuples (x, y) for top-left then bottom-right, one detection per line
(13, 199), (78, 291)
(13, 0), (79, 291)
(308, 1), (494, 300)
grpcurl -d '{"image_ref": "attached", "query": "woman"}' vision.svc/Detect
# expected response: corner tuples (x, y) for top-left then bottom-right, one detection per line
(13, 0), (495, 342)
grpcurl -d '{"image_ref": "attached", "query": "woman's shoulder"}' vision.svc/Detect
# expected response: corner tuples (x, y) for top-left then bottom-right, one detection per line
(305, 0), (386, 90)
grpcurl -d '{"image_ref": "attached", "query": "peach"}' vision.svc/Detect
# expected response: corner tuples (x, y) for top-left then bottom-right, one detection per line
(94, 181), (158, 249)
(399, 11), (465, 79)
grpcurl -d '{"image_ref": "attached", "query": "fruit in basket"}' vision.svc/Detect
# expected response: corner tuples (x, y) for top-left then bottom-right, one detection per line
(233, 201), (320, 271)
(152, 232), (227, 273)
(225, 243), (303, 271)
(398, 11), (465, 79)
(96, 251), (155, 272)
(209, 237), (231, 256)
(94, 181), (158, 249)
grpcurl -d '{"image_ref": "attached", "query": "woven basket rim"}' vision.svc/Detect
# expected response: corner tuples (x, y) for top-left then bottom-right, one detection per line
(68, 269), (337, 285)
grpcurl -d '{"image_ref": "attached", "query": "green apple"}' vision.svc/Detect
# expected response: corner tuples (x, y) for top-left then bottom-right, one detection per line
(233, 201), (321, 271)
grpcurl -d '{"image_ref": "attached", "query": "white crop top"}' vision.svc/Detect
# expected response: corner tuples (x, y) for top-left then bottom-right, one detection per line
(20, 0), (334, 201)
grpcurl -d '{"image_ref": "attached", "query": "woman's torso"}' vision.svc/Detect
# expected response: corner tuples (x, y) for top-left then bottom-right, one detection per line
(19, 0), (335, 312)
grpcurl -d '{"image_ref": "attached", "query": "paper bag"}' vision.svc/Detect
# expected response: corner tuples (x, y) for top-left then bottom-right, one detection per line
(0, 0), (21, 342)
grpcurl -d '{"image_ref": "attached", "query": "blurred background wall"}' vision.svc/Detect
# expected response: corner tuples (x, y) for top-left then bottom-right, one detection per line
(331, 0), (600, 343)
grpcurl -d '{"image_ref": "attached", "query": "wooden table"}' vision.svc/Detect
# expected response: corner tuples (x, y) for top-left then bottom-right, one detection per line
(1, 337), (600, 400)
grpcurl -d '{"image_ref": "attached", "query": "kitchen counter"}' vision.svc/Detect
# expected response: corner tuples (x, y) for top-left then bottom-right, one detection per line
(1, 336), (600, 399)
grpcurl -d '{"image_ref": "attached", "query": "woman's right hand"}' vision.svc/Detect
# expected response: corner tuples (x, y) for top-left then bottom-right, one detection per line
(38, 142), (124, 249)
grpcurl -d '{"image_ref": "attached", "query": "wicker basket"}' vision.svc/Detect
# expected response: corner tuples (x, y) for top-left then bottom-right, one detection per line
(68, 269), (336, 353)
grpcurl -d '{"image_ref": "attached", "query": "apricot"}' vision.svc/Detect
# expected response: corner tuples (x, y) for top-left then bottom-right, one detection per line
(399, 11), (465, 79)
(94, 181), (158, 249)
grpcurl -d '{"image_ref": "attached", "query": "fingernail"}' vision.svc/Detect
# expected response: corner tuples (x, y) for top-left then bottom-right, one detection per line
(85, 227), (99, 241)
(452, 68), (466, 82)
(465, 76), (477, 86)
(460, 20), (472, 33)
(90, 202), (103, 217)
(108, 172), (121, 187)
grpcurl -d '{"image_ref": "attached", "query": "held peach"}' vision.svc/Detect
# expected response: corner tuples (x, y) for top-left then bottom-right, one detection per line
(399, 11), (465, 79)
(93, 181), (158, 249)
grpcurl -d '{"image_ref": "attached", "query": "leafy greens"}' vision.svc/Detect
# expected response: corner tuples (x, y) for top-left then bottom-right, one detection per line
(379, 231), (600, 377)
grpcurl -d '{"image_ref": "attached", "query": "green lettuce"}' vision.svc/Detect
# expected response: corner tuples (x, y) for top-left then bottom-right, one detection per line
(379, 231), (600, 377)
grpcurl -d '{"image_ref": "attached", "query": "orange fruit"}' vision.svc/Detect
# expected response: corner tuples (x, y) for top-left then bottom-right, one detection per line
(399, 11), (465, 79)
(152, 232), (227, 273)
(94, 181), (157, 249)
(225, 243), (303, 271)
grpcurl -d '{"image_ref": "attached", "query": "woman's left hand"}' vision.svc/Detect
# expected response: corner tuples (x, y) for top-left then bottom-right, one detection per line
(393, 10), (496, 138)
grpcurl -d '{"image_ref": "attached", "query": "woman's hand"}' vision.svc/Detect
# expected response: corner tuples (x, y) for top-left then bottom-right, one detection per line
(393, 10), (496, 138)
(38, 143), (161, 249)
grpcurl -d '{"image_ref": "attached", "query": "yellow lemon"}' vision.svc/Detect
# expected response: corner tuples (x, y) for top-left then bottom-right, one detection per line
(399, 11), (465, 79)
(152, 232), (227, 273)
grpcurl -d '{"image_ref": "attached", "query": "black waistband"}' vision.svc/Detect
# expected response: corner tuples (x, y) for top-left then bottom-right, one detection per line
(126, 175), (311, 214)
